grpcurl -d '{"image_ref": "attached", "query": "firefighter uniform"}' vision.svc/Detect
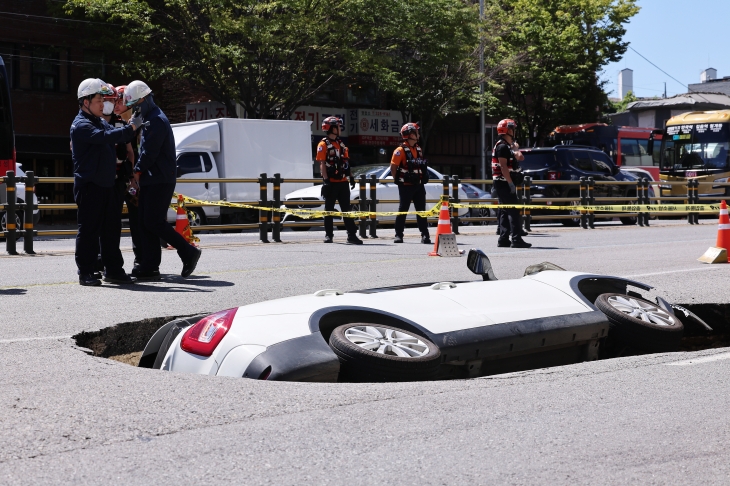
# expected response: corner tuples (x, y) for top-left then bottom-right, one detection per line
(392, 142), (430, 242)
(317, 136), (360, 242)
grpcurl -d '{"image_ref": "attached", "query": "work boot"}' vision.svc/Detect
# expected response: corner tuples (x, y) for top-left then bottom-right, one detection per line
(421, 235), (432, 244)
(324, 235), (333, 243)
(103, 273), (137, 285)
(181, 248), (203, 278)
(347, 234), (363, 245)
(131, 267), (161, 281)
(511, 239), (532, 249)
(79, 274), (102, 287)
(497, 239), (511, 248)
(394, 236), (404, 243)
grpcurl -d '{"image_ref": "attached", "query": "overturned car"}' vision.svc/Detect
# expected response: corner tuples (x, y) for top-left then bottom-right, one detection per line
(139, 250), (702, 382)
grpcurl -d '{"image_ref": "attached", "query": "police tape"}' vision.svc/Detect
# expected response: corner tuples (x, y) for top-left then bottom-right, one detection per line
(171, 193), (442, 219)
(172, 193), (721, 219)
(450, 202), (722, 213)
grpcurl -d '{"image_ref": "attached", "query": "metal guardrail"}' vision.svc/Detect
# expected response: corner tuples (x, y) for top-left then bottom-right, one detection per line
(2, 171), (729, 254)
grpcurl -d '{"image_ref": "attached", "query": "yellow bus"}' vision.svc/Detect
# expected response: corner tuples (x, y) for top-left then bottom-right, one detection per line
(660, 110), (730, 197)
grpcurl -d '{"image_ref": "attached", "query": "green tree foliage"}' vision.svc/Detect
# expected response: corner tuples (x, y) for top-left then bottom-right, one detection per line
(611, 90), (638, 113)
(486, 0), (639, 145)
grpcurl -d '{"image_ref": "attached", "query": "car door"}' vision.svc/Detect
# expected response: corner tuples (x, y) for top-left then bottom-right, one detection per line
(589, 152), (619, 199)
(377, 167), (400, 220)
(200, 152), (220, 220)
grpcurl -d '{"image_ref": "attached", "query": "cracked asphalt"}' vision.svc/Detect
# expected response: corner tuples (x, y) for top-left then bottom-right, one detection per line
(0, 220), (728, 484)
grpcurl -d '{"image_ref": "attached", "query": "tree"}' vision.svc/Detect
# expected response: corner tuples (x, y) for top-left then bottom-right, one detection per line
(486, 0), (639, 145)
(61, 0), (396, 119)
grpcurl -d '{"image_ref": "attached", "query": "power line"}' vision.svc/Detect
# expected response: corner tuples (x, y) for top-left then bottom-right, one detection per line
(628, 46), (686, 89)
(0, 10), (112, 26)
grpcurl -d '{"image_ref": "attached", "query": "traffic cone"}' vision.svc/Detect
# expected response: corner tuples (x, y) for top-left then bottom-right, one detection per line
(175, 195), (199, 247)
(698, 200), (729, 263)
(429, 201), (458, 257)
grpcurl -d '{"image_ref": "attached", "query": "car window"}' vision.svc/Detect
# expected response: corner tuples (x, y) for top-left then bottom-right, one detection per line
(201, 153), (214, 172)
(177, 152), (204, 176)
(351, 164), (388, 179)
(591, 152), (613, 174)
(427, 168), (440, 180)
(520, 152), (555, 170)
(569, 151), (593, 172)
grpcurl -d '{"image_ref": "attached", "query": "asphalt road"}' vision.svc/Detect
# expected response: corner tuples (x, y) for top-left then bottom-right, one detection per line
(0, 220), (728, 484)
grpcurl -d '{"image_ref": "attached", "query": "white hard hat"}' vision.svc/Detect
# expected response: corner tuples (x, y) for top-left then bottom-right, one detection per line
(77, 78), (115, 99)
(124, 80), (152, 107)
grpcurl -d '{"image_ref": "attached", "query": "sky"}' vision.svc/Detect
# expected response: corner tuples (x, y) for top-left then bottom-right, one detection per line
(601, 0), (730, 100)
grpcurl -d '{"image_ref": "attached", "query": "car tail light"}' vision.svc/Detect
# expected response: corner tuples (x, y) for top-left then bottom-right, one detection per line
(547, 170), (561, 180)
(180, 308), (238, 357)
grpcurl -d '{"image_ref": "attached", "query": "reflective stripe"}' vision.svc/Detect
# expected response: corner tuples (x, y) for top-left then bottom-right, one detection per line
(720, 209), (728, 216)
(24, 223), (33, 229)
(438, 220), (450, 225)
(719, 224), (730, 230)
(176, 214), (187, 220)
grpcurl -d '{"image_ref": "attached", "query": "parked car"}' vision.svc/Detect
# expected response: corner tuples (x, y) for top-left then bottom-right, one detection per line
(460, 182), (496, 226)
(281, 164), (469, 228)
(520, 145), (644, 226)
(139, 249), (696, 382)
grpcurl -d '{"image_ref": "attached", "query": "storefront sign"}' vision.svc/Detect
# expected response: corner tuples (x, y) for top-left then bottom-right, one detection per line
(185, 102), (238, 121)
(348, 109), (403, 146)
(291, 105), (348, 141)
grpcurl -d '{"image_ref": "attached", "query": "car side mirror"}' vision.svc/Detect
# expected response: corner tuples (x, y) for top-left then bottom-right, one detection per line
(467, 248), (498, 281)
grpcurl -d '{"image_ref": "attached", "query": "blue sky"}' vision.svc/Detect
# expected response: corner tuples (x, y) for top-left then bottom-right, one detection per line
(601, 0), (730, 99)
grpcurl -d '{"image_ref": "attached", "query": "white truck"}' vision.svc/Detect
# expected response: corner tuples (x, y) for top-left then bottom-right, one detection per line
(168, 118), (314, 225)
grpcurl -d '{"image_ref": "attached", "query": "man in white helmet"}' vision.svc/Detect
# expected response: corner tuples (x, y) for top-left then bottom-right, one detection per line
(124, 80), (202, 279)
(71, 78), (144, 286)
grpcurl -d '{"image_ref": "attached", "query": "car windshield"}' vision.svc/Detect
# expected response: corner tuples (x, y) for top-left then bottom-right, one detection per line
(661, 123), (730, 173)
(351, 164), (388, 179)
(520, 152), (555, 170)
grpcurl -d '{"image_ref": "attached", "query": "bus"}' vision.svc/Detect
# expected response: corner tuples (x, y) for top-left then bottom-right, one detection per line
(659, 110), (730, 198)
(0, 55), (13, 176)
(548, 123), (662, 179)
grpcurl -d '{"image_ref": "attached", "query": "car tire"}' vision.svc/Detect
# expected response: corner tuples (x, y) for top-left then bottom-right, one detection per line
(561, 192), (581, 227)
(188, 207), (206, 228)
(595, 293), (684, 352)
(0, 211), (24, 241)
(619, 191), (638, 225)
(329, 323), (441, 382)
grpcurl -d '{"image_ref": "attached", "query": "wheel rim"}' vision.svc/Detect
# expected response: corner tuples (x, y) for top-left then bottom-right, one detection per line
(188, 210), (202, 227)
(607, 295), (677, 327)
(478, 208), (491, 226)
(344, 326), (430, 358)
(568, 200), (581, 223)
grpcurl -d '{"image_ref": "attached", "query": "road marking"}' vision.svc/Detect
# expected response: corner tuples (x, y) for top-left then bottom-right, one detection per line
(665, 352), (730, 366)
(0, 335), (72, 344)
(622, 266), (725, 279)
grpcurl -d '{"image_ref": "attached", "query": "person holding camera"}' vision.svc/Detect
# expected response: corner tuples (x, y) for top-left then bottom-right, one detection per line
(391, 122), (431, 244)
(317, 116), (362, 245)
(492, 118), (531, 248)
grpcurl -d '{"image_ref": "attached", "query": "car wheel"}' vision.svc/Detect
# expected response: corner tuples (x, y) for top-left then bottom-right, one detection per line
(619, 191), (638, 225)
(329, 323), (441, 382)
(0, 211), (24, 241)
(561, 193), (581, 227)
(595, 293), (684, 352)
(187, 207), (206, 228)
(471, 207), (494, 226)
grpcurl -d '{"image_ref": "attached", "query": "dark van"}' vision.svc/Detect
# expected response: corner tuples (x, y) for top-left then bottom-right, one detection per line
(0, 55), (13, 176)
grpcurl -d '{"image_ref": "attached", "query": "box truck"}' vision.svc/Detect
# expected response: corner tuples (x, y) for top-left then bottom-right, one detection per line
(168, 118), (314, 225)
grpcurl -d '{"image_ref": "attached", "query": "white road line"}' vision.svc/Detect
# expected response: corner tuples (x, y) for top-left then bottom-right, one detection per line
(622, 266), (726, 279)
(665, 352), (730, 366)
(0, 335), (72, 344)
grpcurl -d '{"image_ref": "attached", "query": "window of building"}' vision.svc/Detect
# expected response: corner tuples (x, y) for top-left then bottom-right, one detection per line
(83, 50), (106, 80)
(31, 46), (59, 91)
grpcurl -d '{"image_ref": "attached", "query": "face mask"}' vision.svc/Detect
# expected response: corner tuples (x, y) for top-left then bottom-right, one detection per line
(102, 101), (114, 115)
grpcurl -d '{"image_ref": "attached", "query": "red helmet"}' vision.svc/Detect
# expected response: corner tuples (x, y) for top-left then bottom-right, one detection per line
(102, 83), (118, 101)
(497, 119), (517, 135)
(321, 116), (344, 132)
(115, 85), (127, 98)
(400, 122), (420, 139)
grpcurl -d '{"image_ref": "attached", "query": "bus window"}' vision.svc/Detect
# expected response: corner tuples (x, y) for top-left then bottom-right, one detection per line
(637, 140), (654, 166)
(621, 139), (642, 166)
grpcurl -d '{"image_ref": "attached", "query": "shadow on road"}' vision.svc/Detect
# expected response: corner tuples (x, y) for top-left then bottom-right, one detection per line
(104, 275), (234, 293)
(0, 288), (27, 295)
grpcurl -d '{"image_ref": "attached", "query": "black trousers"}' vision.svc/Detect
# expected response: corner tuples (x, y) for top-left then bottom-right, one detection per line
(395, 184), (429, 238)
(494, 180), (521, 242)
(323, 182), (357, 237)
(113, 180), (142, 264)
(137, 182), (197, 271)
(74, 182), (125, 276)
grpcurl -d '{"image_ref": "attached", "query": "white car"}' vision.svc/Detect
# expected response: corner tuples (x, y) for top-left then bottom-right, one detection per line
(1, 163), (41, 233)
(281, 164), (469, 227)
(139, 250), (702, 382)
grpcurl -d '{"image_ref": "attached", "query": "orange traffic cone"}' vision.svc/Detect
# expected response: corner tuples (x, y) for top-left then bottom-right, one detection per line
(428, 201), (454, 257)
(175, 195), (198, 247)
(698, 200), (729, 263)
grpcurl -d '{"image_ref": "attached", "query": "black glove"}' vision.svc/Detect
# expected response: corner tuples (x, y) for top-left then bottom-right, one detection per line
(349, 177), (356, 189)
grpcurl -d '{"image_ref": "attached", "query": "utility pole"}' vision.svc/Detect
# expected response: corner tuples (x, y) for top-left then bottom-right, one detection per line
(479, 0), (485, 189)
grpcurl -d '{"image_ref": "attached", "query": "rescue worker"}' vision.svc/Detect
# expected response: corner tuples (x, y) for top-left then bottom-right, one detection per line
(124, 80), (202, 279)
(391, 122), (430, 244)
(492, 118), (531, 248)
(317, 116), (363, 245)
(71, 78), (143, 286)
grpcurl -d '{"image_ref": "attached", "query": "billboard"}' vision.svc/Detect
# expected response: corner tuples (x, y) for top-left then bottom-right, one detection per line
(348, 109), (403, 146)
(291, 105), (348, 141)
